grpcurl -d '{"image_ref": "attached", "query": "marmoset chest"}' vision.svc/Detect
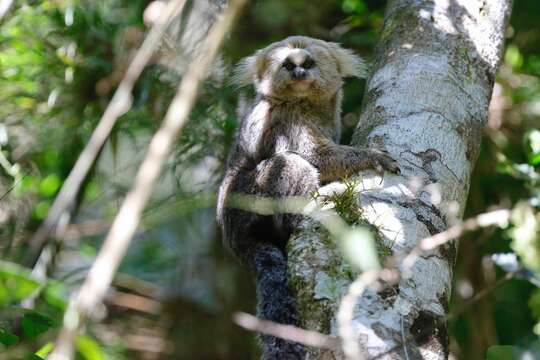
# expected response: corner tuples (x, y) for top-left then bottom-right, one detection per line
(240, 99), (337, 162)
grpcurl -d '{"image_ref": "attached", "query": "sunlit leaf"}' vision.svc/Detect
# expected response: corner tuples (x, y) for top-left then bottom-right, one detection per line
(76, 335), (105, 360)
(0, 262), (41, 305)
(509, 203), (540, 274)
(35, 342), (54, 357)
(38, 173), (61, 196)
(505, 44), (524, 69)
(341, 227), (380, 272)
(525, 130), (540, 165)
(342, 0), (367, 14)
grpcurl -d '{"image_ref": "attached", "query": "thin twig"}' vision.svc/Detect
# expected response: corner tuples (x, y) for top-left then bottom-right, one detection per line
(233, 312), (340, 351)
(49, 0), (247, 358)
(105, 290), (161, 315)
(0, 174), (26, 202)
(400, 209), (510, 273)
(26, 0), (188, 266)
(337, 269), (388, 360)
(448, 271), (515, 321)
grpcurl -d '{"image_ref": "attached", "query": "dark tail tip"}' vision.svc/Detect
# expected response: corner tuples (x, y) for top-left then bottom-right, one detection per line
(251, 244), (305, 359)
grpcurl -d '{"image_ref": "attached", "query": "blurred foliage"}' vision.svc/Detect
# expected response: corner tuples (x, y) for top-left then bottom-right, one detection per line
(0, 0), (539, 359)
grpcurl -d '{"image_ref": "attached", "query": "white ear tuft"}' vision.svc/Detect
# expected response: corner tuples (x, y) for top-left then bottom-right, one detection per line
(231, 52), (266, 87)
(328, 43), (367, 78)
(231, 55), (256, 86)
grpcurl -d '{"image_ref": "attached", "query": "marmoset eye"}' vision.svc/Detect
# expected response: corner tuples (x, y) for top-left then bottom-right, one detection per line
(283, 59), (295, 71)
(302, 58), (315, 69)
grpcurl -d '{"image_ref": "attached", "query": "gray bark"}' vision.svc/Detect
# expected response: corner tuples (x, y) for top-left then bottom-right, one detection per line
(288, 0), (512, 359)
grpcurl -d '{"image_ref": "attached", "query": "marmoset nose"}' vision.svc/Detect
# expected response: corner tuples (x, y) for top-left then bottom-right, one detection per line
(292, 68), (307, 80)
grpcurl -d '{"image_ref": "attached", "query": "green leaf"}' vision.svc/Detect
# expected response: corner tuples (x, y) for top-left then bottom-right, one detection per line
(43, 280), (68, 310)
(83, 181), (100, 201)
(342, 0), (367, 14)
(76, 335), (105, 360)
(509, 203), (540, 274)
(487, 343), (540, 360)
(21, 312), (54, 339)
(35, 342), (53, 357)
(0, 328), (19, 347)
(33, 200), (51, 220)
(529, 289), (540, 319)
(38, 173), (61, 196)
(486, 345), (521, 360)
(530, 153), (540, 166)
(505, 44), (523, 69)
(0, 262), (41, 305)
(525, 130), (540, 165)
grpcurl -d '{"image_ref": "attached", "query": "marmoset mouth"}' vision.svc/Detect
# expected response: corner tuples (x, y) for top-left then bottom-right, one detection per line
(291, 79), (312, 91)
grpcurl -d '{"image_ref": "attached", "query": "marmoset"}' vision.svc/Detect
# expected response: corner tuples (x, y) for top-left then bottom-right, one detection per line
(217, 36), (398, 359)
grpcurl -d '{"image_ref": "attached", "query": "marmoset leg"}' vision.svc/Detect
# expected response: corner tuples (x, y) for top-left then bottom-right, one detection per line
(220, 152), (319, 359)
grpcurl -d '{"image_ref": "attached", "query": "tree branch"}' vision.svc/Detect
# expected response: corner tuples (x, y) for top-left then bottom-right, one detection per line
(233, 312), (340, 351)
(288, 1), (512, 358)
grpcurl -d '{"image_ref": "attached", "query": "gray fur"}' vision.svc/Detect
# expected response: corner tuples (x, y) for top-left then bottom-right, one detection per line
(217, 36), (398, 359)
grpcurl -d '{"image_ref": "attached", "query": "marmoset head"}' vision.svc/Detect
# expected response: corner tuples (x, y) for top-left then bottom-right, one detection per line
(232, 36), (366, 102)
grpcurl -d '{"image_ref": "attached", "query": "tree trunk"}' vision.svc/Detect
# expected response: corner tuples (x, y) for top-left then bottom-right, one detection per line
(288, 0), (512, 359)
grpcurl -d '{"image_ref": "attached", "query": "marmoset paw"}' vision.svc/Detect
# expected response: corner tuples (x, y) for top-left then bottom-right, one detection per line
(368, 150), (400, 175)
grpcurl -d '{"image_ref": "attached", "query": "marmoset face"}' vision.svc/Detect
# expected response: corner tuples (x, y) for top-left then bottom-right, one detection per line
(264, 45), (333, 99)
(233, 36), (365, 102)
